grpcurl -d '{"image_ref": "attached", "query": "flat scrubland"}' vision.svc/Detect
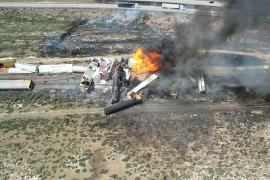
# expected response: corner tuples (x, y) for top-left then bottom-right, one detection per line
(0, 8), (181, 57)
(0, 91), (269, 179)
(0, 8), (78, 57)
(0, 112), (269, 179)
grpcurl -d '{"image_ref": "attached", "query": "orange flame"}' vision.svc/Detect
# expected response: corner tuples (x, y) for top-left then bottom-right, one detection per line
(132, 48), (160, 77)
(133, 93), (143, 99)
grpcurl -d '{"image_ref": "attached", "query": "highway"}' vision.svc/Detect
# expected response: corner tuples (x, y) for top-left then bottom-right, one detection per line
(128, 0), (224, 7)
(0, 2), (218, 14)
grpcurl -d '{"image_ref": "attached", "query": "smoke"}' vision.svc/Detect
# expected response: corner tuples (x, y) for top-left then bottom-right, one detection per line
(221, 0), (270, 38)
(105, 11), (122, 24)
(125, 10), (140, 20)
(171, 0), (270, 68)
(151, 0), (270, 96)
(173, 10), (217, 70)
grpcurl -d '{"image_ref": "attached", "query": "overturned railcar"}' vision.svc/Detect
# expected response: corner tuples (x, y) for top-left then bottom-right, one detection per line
(104, 98), (143, 115)
(0, 80), (34, 91)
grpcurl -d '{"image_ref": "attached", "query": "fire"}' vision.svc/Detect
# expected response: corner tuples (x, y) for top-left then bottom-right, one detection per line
(132, 48), (160, 77)
(133, 93), (143, 99)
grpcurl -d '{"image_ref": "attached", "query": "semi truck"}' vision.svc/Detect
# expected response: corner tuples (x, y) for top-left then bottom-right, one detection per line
(118, 2), (141, 8)
(162, 3), (185, 10)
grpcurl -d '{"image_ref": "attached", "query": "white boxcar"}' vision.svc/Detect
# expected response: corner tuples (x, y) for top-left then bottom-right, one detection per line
(38, 64), (72, 74)
(15, 62), (38, 73)
(162, 3), (180, 9)
(7, 68), (32, 73)
(72, 66), (88, 73)
(0, 80), (34, 90)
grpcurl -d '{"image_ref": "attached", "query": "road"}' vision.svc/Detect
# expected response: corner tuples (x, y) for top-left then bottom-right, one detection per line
(129, 0), (224, 7)
(0, 2), (216, 14)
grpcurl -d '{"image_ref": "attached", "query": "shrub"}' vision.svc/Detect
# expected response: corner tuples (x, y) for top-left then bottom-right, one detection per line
(99, 169), (108, 174)
(110, 174), (118, 179)
(75, 169), (80, 173)
(121, 157), (130, 162)
(125, 163), (131, 168)
(79, 162), (86, 167)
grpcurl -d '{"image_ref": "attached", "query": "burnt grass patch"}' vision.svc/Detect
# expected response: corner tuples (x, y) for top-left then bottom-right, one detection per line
(38, 10), (173, 57)
(106, 112), (214, 156)
(102, 110), (269, 179)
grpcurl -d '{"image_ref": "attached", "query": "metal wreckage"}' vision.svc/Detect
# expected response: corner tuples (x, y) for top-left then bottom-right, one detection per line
(79, 57), (154, 115)
(80, 48), (206, 115)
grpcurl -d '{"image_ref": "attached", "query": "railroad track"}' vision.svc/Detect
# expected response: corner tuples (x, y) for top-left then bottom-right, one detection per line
(121, 99), (270, 114)
(0, 73), (82, 89)
(0, 73), (81, 78)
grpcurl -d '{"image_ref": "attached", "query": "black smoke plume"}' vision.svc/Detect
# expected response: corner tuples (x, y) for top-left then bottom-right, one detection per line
(165, 0), (270, 72)
(146, 0), (270, 96)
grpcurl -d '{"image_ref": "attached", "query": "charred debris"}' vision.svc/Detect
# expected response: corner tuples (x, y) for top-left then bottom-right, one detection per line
(79, 53), (210, 115)
(80, 56), (149, 115)
(79, 49), (270, 116)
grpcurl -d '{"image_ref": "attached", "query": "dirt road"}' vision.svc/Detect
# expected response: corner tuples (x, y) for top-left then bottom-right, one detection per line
(0, 107), (104, 121)
(2, 99), (268, 121)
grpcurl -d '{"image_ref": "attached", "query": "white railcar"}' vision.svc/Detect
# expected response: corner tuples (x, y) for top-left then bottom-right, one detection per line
(0, 80), (34, 90)
(7, 68), (32, 73)
(38, 64), (72, 74)
(72, 66), (87, 73)
(15, 62), (38, 73)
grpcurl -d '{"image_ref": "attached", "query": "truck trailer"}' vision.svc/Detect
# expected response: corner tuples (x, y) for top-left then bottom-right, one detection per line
(162, 3), (185, 10)
(118, 2), (141, 8)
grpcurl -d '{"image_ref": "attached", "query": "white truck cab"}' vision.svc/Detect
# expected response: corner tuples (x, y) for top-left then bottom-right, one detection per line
(134, 3), (141, 8)
(180, 5), (186, 10)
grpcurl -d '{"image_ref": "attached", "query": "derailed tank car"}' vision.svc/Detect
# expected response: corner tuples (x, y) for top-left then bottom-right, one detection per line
(0, 80), (34, 91)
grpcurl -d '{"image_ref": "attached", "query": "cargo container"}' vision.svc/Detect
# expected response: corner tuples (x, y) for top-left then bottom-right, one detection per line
(38, 64), (72, 74)
(15, 62), (38, 73)
(0, 58), (16, 68)
(162, 3), (180, 9)
(0, 80), (34, 91)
